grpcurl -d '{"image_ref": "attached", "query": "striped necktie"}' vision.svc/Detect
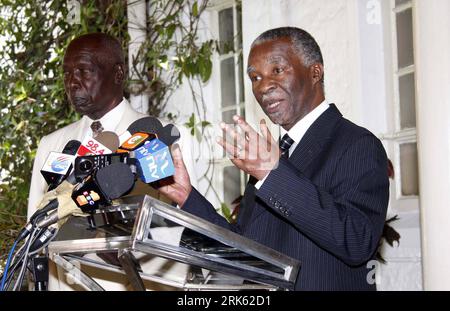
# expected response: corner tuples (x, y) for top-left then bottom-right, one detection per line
(90, 121), (104, 138)
(279, 133), (294, 158)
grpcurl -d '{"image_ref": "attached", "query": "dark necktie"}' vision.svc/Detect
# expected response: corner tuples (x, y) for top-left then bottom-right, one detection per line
(279, 133), (294, 158)
(90, 121), (104, 138)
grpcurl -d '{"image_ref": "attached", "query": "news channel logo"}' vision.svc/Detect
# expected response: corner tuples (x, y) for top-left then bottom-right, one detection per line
(50, 155), (72, 173)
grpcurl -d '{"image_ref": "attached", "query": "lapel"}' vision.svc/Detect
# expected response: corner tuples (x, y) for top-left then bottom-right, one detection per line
(288, 104), (342, 171)
(240, 104), (343, 227)
(115, 100), (146, 134)
(53, 117), (88, 151)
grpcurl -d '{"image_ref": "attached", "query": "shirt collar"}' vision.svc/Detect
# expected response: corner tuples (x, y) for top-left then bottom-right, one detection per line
(84, 98), (127, 135)
(280, 100), (330, 145)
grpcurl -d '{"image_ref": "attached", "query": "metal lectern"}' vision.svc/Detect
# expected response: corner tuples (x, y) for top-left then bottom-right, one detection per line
(47, 195), (300, 291)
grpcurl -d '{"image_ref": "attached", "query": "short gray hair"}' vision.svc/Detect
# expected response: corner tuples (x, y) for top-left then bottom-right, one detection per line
(251, 27), (324, 88)
(252, 27), (323, 67)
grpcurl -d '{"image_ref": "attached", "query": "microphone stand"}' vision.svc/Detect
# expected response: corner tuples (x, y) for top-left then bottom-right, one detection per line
(31, 255), (49, 291)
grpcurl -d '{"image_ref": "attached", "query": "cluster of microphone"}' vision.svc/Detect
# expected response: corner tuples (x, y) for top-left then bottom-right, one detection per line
(0, 116), (181, 291)
(27, 117), (180, 247)
(40, 116), (180, 215)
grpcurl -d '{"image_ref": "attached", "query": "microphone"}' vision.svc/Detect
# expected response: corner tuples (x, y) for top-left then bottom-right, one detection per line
(118, 132), (157, 152)
(74, 129), (158, 182)
(19, 163), (135, 251)
(127, 116), (163, 135)
(77, 131), (120, 156)
(119, 122), (180, 183)
(17, 181), (76, 242)
(28, 164), (135, 253)
(35, 163), (135, 228)
(73, 152), (131, 182)
(119, 116), (163, 144)
(130, 138), (175, 183)
(40, 140), (81, 191)
(71, 162), (135, 213)
(158, 124), (181, 146)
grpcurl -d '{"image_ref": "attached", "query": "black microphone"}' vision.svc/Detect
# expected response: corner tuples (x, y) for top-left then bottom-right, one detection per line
(74, 152), (131, 182)
(40, 140), (81, 191)
(71, 162), (135, 213)
(119, 116), (163, 144)
(158, 124), (181, 146)
(27, 164), (135, 254)
(127, 116), (163, 135)
(33, 163), (135, 229)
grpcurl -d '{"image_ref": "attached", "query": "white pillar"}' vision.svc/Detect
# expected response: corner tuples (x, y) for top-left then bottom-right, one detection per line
(414, 0), (450, 290)
(127, 0), (149, 114)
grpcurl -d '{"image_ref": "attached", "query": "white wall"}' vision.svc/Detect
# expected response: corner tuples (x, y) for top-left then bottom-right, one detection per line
(414, 0), (450, 290)
(241, 0), (363, 130)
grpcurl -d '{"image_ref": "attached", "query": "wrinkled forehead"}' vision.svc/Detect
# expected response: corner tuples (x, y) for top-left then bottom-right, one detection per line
(247, 37), (298, 70)
(250, 36), (295, 55)
(63, 44), (109, 67)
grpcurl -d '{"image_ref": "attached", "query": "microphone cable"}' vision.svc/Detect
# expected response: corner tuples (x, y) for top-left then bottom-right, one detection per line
(2, 242), (27, 291)
(0, 239), (18, 291)
(0, 223), (45, 291)
(12, 226), (38, 291)
(1, 227), (47, 291)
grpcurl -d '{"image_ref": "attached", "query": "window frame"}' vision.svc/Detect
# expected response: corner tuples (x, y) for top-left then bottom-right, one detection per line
(380, 0), (419, 211)
(208, 0), (246, 205)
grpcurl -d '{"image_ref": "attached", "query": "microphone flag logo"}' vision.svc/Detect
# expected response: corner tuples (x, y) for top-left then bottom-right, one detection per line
(51, 155), (72, 172)
(42, 152), (76, 174)
(134, 139), (175, 183)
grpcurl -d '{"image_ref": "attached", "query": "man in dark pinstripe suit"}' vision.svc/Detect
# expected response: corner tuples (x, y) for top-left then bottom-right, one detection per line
(157, 27), (389, 290)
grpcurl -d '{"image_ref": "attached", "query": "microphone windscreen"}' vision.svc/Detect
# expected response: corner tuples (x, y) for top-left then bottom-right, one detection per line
(127, 116), (163, 135)
(95, 131), (120, 152)
(95, 163), (135, 199)
(62, 140), (82, 155)
(158, 124), (181, 145)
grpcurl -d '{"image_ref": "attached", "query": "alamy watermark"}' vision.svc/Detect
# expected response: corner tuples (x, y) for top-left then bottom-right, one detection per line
(366, 259), (381, 285)
(366, 0), (381, 25)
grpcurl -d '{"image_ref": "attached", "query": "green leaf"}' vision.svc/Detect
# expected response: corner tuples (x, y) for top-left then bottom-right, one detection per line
(199, 58), (212, 82)
(220, 203), (232, 221)
(195, 126), (202, 143)
(188, 113), (195, 127)
(201, 121), (211, 128)
(166, 24), (176, 39)
(192, 2), (198, 17)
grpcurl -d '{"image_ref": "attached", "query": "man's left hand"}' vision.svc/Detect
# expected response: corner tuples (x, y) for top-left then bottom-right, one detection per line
(217, 116), (281, 180)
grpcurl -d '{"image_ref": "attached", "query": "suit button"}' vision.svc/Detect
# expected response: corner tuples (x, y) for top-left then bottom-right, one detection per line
(274, 201), (281, 209)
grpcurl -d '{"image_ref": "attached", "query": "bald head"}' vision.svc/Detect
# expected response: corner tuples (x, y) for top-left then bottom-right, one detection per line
(63, 33), (126, 120)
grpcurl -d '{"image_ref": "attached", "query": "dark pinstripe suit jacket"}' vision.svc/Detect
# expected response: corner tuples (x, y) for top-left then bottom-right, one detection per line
(183, 104), (389, 290)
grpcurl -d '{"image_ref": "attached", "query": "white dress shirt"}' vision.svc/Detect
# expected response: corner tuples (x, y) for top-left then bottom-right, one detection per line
(255, 100), (330, 189)
(86, 98), (127, 136)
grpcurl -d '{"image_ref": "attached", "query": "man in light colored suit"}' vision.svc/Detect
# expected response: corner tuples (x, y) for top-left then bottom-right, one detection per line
(28, 33), (196, 290)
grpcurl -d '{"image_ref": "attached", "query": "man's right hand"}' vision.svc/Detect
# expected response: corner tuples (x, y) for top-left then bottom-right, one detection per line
(154, 144), (192, 207)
